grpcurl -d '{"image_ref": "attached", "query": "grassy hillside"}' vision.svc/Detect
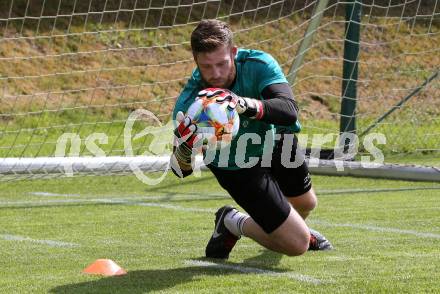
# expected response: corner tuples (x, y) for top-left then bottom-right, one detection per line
(0, 3), (439, 158)
(1, 16), (438, 117)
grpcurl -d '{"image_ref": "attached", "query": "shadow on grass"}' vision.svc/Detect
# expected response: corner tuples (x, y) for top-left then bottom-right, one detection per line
(50, 252), (285, 293)
(50, 266), (227, 293)
(243, 249), (283, 268)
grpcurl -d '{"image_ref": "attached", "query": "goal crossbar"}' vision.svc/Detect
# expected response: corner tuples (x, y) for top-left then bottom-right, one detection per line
(1, 156), (439, 182)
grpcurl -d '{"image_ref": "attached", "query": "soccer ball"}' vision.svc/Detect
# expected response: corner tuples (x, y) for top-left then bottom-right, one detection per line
(186, 88), (240, 150)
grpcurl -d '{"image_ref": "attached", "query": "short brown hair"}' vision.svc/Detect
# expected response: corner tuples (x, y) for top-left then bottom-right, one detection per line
(190, 19), (233, 54)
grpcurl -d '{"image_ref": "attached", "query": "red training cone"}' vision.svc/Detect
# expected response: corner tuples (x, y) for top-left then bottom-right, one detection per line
(82, 259), (127, 276)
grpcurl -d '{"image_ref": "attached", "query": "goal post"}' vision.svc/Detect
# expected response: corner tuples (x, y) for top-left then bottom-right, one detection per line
(0, 0), (439, 182)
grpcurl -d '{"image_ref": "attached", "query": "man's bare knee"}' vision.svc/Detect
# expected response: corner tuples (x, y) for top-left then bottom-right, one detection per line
(305, 192), (318, 211)
(269, 209), (310, 256)
(278, 230), (310, 256)
(288, 190), (318, 218)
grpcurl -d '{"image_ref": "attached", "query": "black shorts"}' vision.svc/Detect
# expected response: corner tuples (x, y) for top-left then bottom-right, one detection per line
(208, 134), (312, 234)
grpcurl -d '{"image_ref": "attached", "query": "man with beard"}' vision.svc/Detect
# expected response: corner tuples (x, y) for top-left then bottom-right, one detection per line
(171, 19), (332, 259)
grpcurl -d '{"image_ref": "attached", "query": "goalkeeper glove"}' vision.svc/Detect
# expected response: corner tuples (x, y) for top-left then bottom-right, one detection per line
(212, 89), (264, 120)
(172, 111), (198, 173)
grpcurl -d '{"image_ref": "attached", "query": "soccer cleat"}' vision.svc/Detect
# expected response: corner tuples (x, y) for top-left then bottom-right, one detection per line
(308, 229), (333, 251)
(205, 205), (240, 259)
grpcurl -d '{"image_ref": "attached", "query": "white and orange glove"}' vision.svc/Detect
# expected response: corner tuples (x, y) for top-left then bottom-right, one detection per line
(171, 111), (198, 176)
(210, 88), (264, 120)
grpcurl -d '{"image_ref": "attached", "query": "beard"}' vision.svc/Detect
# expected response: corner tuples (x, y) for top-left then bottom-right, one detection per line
(200, 66), (236, 89)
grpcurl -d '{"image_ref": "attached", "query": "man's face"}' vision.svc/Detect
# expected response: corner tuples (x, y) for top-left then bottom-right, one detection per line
(194, 45), (237, 89)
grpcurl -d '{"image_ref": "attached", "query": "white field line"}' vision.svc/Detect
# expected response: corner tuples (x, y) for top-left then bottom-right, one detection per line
(3, 195), (440, 240)
(185, 260), (323, 285)
(30, 192), (81, 197)
(0, 198), (108, 206)
(317, 186), (440, 195)
(0, 234), (79, 247)
(95, 199), (215, 213)
(136, 202), (214, 213)
(0, 197), (216, 213)
(24, 192), (228, 201)
(23, 185), (440, 202)
(310, 220), (440, 239)
(0, 196), (218, 208)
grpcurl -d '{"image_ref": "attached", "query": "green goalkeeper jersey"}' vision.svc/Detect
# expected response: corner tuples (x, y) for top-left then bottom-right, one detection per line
(173, 48), (301, 170)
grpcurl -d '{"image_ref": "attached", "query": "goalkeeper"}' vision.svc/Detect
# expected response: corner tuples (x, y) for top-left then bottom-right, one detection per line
(171, 19), (332, 259)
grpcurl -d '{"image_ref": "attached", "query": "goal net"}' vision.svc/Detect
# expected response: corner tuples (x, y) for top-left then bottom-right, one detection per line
(0, 0), (439, 181)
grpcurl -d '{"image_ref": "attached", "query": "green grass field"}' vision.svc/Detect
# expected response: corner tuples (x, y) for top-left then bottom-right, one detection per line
(1, 172), (440, 293)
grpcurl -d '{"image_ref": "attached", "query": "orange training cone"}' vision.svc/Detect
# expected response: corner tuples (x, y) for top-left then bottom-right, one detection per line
(82, 259), (127, 276)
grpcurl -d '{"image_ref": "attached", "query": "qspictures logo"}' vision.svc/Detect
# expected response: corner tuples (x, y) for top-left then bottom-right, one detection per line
(54, 108), (387, 185)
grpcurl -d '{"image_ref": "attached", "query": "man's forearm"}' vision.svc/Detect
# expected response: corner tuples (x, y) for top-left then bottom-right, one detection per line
(259, 83), (298, 126)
